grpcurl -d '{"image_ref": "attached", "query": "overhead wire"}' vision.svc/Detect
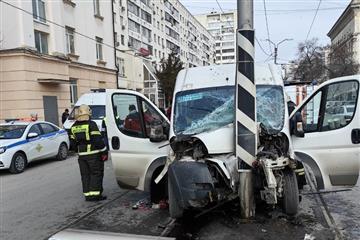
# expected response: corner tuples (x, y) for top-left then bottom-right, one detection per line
(262, 0), (272, 53)
(305, 0), (323, 42)
(214, 0), (271, 62)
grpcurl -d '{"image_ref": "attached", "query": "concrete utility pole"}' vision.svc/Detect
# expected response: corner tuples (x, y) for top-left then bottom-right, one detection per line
(265, 38), (293, 64)
(236, 0), (256, 218)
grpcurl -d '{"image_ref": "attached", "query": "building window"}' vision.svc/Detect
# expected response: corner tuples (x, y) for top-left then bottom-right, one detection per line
(114, 32), (119, 45)
(34, 30), (48, 54)
(32, 0), (46, 22)
(96, 37), (103, 60)
(117, 57), (125, 77)
(129, 37), (141, 49)
(65, 26), (75, 54)
(142, 27), (151, 42)
(128, 1), (140, 16)
(129, 19), (141, 33)
(70, 79), (78, 106)
(121, 35), (125, 45)
(141, 9), (151, 24)
(93, 0), (101, 16)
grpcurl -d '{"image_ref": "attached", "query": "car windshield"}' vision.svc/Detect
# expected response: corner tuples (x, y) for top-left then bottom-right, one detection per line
(174, 85), (285, 135)
(256, 85), (285, 134)
(68, 105), (105, 120)
(0, 125), (27, 139)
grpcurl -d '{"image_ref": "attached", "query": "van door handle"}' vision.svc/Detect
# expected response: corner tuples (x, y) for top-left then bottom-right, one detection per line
(111, 136), (120, 150)
(351, 129), (360, 144)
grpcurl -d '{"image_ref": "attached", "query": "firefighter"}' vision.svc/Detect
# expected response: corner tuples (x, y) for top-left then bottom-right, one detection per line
(70, 104), (107, 202)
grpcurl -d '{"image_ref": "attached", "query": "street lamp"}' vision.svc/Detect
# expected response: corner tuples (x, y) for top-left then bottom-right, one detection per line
(265, 38), (293, 64)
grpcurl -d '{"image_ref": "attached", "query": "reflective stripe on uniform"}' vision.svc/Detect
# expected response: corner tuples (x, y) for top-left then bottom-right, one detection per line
(78, 147), (106, 156)
(89, 191), (100, 196)
(71, 124), (90, 141)
(84, 192), (91, 196)
(78, 149), (101, 156)
(90, 131), (101, 135)
(294, 168), (305, 173)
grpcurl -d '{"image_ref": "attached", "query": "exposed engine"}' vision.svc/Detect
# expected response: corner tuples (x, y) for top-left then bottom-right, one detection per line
(167, 122), (301, 213)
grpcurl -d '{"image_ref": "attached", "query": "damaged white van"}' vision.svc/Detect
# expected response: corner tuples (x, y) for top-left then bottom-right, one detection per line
(105, 64), (360, 218)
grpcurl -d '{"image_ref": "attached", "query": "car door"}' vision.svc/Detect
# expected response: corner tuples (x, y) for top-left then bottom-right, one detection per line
(39, 123), (60, 158)
(26, 123), (46, 161)
(291, 78), (360, 190)
(106, 90), (170, 191)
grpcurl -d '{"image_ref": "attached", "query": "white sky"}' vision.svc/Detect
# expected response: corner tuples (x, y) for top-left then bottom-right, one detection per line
(179, 0), (350, 63)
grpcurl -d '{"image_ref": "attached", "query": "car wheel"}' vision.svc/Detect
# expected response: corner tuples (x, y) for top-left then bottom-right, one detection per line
(168, 177), (184, 219)
(9, 152), (27, 174)
(56, 143), (68, 161)
(282, 168), (299, 216)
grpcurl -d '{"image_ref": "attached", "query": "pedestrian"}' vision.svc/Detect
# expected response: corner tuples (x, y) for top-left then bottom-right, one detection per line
(69, 104), (108, 202)
(286, 95), (296, 116)
(62, 109), (69, 124)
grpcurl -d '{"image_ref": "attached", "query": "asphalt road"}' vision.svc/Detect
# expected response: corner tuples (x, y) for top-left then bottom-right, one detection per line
(1, 155), (359, 240)
(0, 155), (124, 240)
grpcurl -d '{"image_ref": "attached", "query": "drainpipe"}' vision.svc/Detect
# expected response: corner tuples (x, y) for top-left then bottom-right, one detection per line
(111, 0), (120, 89)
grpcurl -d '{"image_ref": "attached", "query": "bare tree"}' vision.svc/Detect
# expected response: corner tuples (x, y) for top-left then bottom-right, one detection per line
(326, 44), (359, 79)
(289, 38), (327, 83)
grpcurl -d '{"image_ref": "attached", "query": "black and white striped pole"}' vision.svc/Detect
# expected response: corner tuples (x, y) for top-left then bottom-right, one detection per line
(236, 0), (256, 219)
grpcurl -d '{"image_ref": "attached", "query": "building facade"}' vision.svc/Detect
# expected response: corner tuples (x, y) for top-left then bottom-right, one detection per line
(196, 11), (237, 65)
(0, 0), (215, 122)
(327, 0), (360, 71)
(112, 0), (216, 107)
(0, 0), (117, 124)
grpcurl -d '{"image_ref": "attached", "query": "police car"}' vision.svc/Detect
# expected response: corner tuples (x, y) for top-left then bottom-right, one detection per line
(0, 121), (70, 173)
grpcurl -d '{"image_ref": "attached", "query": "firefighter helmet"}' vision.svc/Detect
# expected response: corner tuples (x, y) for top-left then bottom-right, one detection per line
(76, 104), (91, 121)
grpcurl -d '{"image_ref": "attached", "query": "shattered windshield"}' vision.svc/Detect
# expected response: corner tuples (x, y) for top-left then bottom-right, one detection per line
(256, 85), (285, 134)
(174, 85), (285, 135)
(174, 86), (234, 135)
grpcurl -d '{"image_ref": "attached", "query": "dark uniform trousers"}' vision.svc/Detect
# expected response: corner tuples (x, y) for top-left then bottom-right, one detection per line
(78, 153), (104, 195)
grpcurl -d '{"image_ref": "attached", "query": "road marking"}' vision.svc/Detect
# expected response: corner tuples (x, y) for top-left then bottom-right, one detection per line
(304, 165), (344, 240)
(45, 191), (129, 240)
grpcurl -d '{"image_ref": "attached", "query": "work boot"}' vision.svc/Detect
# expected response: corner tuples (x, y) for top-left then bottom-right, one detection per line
(85, 196), (95, 202)
(92, 195), (107, 201)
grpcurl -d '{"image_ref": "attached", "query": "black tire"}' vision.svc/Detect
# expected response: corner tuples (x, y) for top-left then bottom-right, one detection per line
(56, 143), (68, 161)
(282, 169), (299, 216)
(168, 178), (184, 219)
(9, 152), (27, 174)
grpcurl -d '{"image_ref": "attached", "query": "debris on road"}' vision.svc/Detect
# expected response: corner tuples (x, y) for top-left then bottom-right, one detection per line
(304, 233), (315, 240)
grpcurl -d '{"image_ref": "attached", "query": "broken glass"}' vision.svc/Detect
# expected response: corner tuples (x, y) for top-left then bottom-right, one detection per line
(174, 85), (285, 136)
(256, 85), (285, 134)
(174, 86), (234, 135)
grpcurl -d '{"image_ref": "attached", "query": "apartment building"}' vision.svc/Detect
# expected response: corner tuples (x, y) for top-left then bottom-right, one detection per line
(327, 0), (360, 71)
(0, 0), (215, 121)
(0, 0), (117, 124)
(112, 0), (216, 107)
(196, 11), (237, 64)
